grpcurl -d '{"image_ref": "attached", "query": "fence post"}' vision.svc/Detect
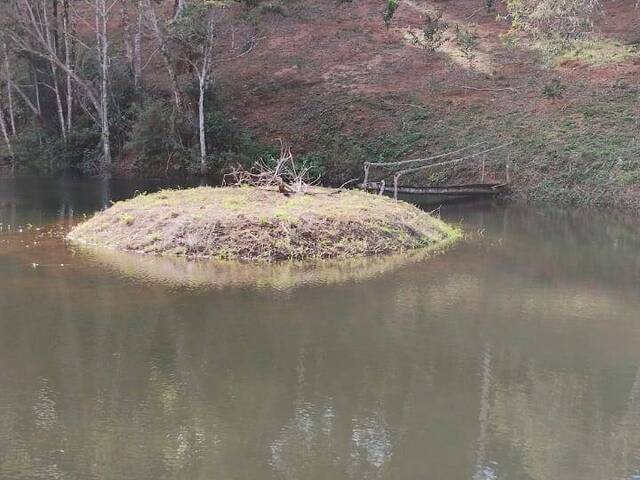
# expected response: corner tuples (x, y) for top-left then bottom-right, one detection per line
(505, 154), (511, 184)
(393, 174), (399, 200)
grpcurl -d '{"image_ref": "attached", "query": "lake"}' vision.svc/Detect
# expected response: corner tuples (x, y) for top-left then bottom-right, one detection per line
(1, 177), (640, 480)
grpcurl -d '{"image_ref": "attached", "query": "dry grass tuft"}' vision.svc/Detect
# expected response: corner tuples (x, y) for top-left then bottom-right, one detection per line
(67, 186), (459, 262)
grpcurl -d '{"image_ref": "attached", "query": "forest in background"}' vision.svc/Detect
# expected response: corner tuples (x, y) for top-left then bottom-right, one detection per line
(0, 0), (271, 177)
(1, 0), (640, 207)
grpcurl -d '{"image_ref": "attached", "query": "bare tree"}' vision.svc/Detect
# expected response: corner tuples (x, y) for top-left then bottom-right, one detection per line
(33, 66), (42, 117)
(170, 5), (216, 174)
(171, 4), (258, 175)
(142, 0), (181, 108)
(42, 0), (67, 141)
(197, 17), (215, 174)
(95, 0), (112, 168)
(62, 0), (73, 131)
(5, 0), (112, 171)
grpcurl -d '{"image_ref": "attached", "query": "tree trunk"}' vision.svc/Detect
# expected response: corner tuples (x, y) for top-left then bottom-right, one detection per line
(2, 43), (16, 136)
(198, 16), (215, 176)
(133, 0), (142, 87)
(121, 0), (133, 68)
(51, 65), (67, 140)
(143, 0), (181, 108)
(52, 0), (59, 54)
(33, 66), (42, 117)
(198, 73), (206, 175)
(173, 0), (185, 19)
(12, 81), (41, 119)
(0, 102), (15, 174)
(43, 0), (67, 141)
(63, 0), (73, 131)
(96, 0), (111, 171)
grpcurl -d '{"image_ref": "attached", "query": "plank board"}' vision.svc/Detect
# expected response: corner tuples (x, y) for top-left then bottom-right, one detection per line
(362, 182), (509, 196)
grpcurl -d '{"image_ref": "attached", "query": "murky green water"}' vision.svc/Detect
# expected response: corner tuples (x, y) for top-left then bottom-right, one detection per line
(2, 178), (640, 480)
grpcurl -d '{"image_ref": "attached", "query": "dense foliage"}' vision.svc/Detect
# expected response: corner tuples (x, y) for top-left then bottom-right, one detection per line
(0, 0), (264, 177)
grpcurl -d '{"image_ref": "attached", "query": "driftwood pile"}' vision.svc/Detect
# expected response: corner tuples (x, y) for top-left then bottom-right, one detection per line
(223, 142), (321, 196)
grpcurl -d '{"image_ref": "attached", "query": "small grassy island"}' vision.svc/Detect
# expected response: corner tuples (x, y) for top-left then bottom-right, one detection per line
(67, 186), (459, 262)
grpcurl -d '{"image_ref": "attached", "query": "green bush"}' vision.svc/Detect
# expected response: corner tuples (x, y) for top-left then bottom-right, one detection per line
(542, 78), (567, 99)
(123, 90), (274, 176)
(383, 0), (399, 28)
(257, 2), (286, 15)
(13, 124), (102, 175)
(408, 11), (448, 53)
(124, 98), (192, 174)
(455, 26), (478, 65)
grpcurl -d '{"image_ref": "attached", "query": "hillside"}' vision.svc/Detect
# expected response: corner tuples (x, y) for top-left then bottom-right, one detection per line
(214, 0), (640, 207)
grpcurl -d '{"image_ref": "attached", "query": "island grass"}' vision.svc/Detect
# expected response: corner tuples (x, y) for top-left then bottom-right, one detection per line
(67, 186), (459, 262)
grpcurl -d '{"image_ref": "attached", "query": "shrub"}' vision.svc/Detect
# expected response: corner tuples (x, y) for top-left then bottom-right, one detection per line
(124, 98), (192, 174)
(542, 78), (567, 99)
(383, 0), (399, 28)
(455, 26), (479, 66)
(505, 0), (600, 44)
(408, 11), (448, 53)
(13, 124), (102, 175)
(257, 2), (286, 15)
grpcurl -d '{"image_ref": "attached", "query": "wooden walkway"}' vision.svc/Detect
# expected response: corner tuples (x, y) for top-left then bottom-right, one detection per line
(362, 182), (509, 197)
(360, 142), (513, 200)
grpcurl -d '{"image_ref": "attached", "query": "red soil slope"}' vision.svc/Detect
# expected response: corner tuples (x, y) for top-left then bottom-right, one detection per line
(215, 0), (640, 150)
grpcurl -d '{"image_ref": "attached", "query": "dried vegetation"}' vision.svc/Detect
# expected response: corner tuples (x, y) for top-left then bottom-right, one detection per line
(67, 186), (459, 262)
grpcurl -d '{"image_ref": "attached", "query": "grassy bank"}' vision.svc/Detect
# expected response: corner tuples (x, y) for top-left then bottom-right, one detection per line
(287, 82), (640, 209)
(67, 186), (459, 261)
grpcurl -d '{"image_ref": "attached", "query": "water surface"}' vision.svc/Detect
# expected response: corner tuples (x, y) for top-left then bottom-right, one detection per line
(1, 178), (640, 480)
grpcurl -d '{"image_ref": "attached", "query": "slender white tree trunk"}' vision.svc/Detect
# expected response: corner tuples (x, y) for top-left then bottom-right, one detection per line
(33, 66), (42, 117)
(2, 43), (16, 136)
(173, 0), (185, 19)
(62, 0), (73, 131)
(11, 81), (40, 118)
(133, 0), (142, 87)
(191, 16), (215, 175)
(43, 0), (67, 141)
(197, 16), (215, 175)
(198, 72), (206, 174)
(51, 65), (66, 140)
(96, 0), (111, 170)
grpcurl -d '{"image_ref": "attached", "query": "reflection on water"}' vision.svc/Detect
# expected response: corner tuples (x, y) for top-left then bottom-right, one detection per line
(75, 243), (453, 291)
(2, 178), (640, 479)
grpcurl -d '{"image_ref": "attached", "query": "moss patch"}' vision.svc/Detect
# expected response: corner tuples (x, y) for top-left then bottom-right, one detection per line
(67, 186), (459, 262)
